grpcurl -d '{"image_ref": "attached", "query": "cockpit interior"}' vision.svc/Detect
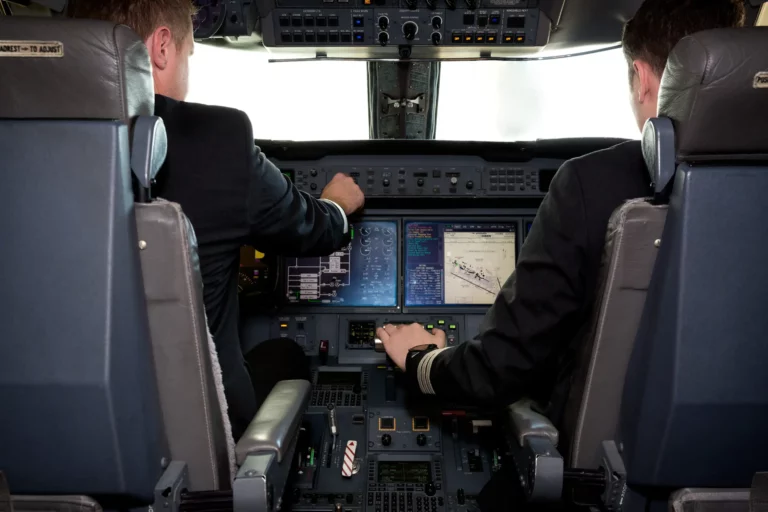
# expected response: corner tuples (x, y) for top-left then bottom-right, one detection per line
(2, 1), (768, 512)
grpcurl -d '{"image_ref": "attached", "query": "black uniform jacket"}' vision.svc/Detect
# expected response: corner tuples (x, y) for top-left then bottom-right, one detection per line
(407, 140), (652, 422)
(153, 95), (349, 435)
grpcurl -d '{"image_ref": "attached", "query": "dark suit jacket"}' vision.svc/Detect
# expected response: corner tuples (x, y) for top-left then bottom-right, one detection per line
(154, 95), (349, 437)
(407, 140), (652, 424)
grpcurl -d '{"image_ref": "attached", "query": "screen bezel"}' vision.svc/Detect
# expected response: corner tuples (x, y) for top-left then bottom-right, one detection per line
(402, 217), (521, 311)
(278, 217), (402, 312)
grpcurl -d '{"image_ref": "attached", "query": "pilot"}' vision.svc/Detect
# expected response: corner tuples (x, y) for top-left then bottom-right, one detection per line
(378, 0), (745, 421)
(71, 0), (365, 440)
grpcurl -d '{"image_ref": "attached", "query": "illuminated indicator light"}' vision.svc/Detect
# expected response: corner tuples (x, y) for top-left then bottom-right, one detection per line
(515, 35), (524, 42)
(452, 34), (461, 43)
(438, 320), (445, 325)
(255, 250), (265, 259)
(504, 35), (512, 42)
(449, 324), (457, 330)
(426, 324), (434, 329)
(464, 34), (472, 42)
(487, 34), (496, 42)
(280, 323), (289, 329)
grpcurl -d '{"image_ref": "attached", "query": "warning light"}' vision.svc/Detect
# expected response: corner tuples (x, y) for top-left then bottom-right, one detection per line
(255, 250), (265, 259)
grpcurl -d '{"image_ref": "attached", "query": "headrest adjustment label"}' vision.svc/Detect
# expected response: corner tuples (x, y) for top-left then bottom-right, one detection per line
(754, 71), (768, 89)
(0, 41), (63, 58)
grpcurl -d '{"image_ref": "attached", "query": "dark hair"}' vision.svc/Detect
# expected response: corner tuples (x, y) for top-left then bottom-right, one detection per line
(70, 0), (197, 45)
(622, 0), (745, 77)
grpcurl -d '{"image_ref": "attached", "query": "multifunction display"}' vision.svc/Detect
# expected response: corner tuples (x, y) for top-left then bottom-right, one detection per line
(405, 221), (516, 306)
(285, 220), (398, 307)
(378, 461), (432, 484)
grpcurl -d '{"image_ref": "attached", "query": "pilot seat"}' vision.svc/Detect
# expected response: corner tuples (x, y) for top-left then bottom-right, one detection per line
(0, 16), (307, 512)
(506, 26), (768, 512)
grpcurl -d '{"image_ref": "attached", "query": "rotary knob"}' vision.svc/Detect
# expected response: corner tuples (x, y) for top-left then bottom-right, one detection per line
(379, 31), (389, 45)
(466, 180), (474, 190)
(403, 21), (418, 40)
(416, 434), (427, 446)
(417, 178), (425, 186)
(382, 434), (392, 446)
(431, 16), (442, 29)
(431, 32), (441, 45)
(379, 16), (389, 29)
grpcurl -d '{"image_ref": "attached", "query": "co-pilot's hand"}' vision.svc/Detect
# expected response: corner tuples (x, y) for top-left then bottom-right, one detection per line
(376, 323), (447, 371)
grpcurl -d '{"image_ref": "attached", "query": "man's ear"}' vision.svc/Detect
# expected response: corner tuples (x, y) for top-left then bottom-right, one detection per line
(632, 59), (660, 105)
(145, 26), (173, 71)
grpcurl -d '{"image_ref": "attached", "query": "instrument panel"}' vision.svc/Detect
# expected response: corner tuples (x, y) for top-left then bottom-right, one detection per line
(277, 155), (561, 199)
(237, 147), (579, 512)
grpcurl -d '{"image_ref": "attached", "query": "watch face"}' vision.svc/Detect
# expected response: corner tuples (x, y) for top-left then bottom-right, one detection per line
(409, 344), (436, 353)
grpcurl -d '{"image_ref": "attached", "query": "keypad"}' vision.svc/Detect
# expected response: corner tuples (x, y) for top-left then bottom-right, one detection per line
(368, 491), (442, 512)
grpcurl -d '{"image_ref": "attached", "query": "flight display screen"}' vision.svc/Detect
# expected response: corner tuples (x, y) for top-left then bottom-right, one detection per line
(285, 220), (398, 307)
(378, 461), (432, 484)
(405, 221), (516, 306)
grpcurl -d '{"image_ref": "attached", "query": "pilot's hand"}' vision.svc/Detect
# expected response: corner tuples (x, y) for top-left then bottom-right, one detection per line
(376, 323), (447, 372)
(321, 173), (365, 215)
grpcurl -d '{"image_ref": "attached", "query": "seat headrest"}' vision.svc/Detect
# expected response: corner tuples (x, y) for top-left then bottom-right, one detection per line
(0, 17), (153, 122)
(657, 27), (768, 159)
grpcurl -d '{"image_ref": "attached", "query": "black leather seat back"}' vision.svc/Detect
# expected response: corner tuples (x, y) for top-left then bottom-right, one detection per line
(0, 17), (167, 502)
(621, 27), (768, 490)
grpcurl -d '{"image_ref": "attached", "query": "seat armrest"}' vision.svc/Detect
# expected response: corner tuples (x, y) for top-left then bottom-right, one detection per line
(235, 380), (311, 466)
(507, 399), (559, 448)
(505, 399), (563, 503)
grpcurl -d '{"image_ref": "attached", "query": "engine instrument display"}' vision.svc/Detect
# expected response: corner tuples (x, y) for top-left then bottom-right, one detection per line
(285, 220), (398, 307)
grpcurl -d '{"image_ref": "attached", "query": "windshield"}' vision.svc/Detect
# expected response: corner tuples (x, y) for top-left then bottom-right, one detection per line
(187, 44), (639, 142)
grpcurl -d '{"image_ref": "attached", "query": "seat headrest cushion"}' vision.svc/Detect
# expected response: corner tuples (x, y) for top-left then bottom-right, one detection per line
(657, 27), (768, 159)
(0, 17), (153, 122)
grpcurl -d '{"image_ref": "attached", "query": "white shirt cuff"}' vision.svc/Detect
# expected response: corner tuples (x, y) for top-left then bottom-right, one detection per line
(319, 198), (349, 234)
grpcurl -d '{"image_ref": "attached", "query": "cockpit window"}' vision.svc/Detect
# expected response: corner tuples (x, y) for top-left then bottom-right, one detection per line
(187, 43), (369, 141)
(188, 44), (638, 141)
(436, 48), (639, 141)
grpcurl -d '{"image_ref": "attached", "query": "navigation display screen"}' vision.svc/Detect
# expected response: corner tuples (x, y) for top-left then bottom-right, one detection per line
(285, 220), (398, 307)
(378, 461), (432, 484)
(405, 221), (516, 306)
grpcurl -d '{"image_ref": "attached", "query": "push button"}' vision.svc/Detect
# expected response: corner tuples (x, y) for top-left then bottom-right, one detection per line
(463, 32), (473, 43)
(452, 32), (462, 43)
